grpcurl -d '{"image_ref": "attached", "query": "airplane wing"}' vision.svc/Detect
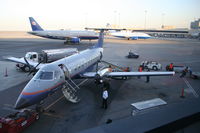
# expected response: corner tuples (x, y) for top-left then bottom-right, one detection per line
(82, 71), (175, 78)
(5, 56), (45, 69)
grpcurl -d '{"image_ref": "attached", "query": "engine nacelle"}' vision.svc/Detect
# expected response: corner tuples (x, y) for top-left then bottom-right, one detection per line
(70, 37), (80, 43)
(94, 68), (110, 84)
(131, 37), (138, 40)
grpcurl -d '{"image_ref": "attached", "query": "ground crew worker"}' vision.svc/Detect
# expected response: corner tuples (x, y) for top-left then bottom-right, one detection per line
(169, 63), (174, 71)
(138, 65), (143, 79)
(108, 65), (112, 72)
(102, 86), (108, 109)
(138, 65), (143, 72)
(124, 67), (130, 72)
(180, 67), (188, 78)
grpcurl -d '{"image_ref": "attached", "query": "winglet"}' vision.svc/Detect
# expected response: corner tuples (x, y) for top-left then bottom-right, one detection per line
(29, 17), (44, 31)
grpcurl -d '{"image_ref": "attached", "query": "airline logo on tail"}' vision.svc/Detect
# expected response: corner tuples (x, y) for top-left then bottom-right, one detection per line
(32, 21), (36, 25)
(29, 17), (44, 31)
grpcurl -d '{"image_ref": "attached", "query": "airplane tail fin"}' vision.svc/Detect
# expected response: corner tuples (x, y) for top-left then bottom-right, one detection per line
(94, 30), (104, 48)
(85, 28), (125, 48)
(29, 17), (44, 31)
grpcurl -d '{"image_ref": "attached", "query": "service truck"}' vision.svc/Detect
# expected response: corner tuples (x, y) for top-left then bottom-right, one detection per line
(0, 109), (39, 133)
(16, 48), (78, 72)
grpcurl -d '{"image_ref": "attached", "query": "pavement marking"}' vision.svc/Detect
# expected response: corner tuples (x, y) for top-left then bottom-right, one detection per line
(44, 95), (64, 110)
(43, 112), (63, 118)
(4, 104), (13, 107)
(77, 79), (89, 87)
(183, 78), (199, 98)
(2, 107), (15, 112)
(44, 79), (87, 110)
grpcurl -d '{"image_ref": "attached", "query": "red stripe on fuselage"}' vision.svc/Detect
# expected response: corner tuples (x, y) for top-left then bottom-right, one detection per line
(22, 82), (65, 96)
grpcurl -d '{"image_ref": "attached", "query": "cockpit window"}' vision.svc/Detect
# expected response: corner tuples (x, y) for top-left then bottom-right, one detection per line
(35, 71), (53, 80)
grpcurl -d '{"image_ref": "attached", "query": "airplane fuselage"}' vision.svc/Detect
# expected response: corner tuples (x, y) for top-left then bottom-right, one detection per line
(111, 31), (151, 40)
(15, 47), (103, 109)
(28, 30), (99, 40)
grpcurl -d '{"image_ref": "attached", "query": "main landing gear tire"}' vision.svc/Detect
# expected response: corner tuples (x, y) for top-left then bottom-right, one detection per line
(153, 66), (158, 71)
(24, 66), (30, 72)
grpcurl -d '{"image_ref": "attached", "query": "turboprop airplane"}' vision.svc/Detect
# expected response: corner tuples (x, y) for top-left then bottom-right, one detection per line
(110, 30), (151, 40)
(14, 29), (174, 109)
(28, 17), (99, 44)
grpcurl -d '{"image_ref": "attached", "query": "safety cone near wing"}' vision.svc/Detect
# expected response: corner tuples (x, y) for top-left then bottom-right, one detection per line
(180, 88), (185, 98)
(4, 67), (8, 77)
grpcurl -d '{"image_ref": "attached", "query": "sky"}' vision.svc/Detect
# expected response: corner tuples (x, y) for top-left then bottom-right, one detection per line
(0, 0), (200, 31)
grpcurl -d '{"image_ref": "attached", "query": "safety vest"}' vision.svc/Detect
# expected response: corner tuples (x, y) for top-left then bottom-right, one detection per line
(139, 67), (142, 72)
(169, 64), (173, 69)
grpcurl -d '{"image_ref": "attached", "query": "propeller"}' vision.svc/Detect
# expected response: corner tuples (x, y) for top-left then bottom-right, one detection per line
(23, 57), (41, 76)
(28, 61), (41, 76)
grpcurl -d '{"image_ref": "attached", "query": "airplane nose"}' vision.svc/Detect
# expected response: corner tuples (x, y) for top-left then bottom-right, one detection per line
(15, 96), (31, 109)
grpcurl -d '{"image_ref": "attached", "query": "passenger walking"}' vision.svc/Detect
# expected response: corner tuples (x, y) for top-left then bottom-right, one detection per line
(102, 86), (108, 109)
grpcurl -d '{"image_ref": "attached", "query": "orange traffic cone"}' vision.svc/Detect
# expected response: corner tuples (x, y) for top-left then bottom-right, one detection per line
(180, 88), (185, 98)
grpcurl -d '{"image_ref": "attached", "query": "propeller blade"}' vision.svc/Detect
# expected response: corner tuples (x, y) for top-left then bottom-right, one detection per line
(28, 61), (41, 76)
(24, 57), (30, 67)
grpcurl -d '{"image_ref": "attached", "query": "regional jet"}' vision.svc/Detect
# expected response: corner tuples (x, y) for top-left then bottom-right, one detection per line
(110, 30), (151, 40)
(28, 17), (99, 44)
(13, 29), (174, 109)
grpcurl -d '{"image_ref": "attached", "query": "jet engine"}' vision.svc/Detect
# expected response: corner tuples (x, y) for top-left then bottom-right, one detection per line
(131, 37), (138, 40)
(70, 37), (80, 43)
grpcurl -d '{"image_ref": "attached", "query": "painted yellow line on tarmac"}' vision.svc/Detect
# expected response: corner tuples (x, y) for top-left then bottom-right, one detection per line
(44, 95), (64, 110)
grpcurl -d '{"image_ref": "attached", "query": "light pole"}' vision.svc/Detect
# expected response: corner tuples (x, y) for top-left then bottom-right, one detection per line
(162, 13), (165, 29)
(114, 11), (117, 28)
(85, 13), (88, 27)
(118, 13), (120, 28)
(144, 10), (147, 29)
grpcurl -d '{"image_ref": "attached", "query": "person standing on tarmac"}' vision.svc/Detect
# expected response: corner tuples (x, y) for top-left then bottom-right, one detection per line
(169, 63), (174, 71)
(180, 67), (189, 78)
(102, 85), (108, 109)
(138, 65), (143, 79)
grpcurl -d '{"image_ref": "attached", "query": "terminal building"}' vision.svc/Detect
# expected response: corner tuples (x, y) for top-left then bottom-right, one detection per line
(190, 19), (200, 29)
(189, 19), (200, 38)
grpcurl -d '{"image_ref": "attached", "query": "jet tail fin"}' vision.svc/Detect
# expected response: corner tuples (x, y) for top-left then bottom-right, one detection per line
(86, 28), (126, 48)
(29, 17), (44, 31)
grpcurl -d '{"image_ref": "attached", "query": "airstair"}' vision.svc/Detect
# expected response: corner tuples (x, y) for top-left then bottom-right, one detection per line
(62, 79), (80, 103)
(61, 64), (80, 103)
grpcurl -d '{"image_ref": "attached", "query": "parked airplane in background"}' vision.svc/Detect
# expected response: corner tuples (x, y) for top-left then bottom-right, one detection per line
(12, 29), (174, 109)
(28, 17), (99, 44)
(110, 30), (151, 40)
